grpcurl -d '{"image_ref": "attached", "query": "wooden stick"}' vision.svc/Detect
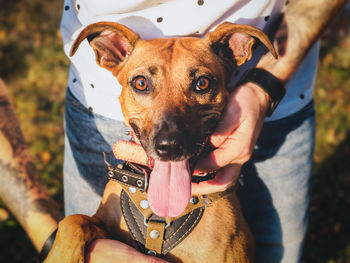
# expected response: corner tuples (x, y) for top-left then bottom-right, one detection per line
(0, 78), (62, 252)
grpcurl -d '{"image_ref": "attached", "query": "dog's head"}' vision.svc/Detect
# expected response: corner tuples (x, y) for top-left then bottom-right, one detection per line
(71, 22), (276, 217)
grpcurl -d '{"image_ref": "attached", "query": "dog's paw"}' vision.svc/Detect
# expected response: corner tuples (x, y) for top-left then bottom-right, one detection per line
(44, 214), (107, 263)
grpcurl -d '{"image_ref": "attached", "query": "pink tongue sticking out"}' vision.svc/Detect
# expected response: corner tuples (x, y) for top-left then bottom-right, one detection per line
(148, 159), (191, 218)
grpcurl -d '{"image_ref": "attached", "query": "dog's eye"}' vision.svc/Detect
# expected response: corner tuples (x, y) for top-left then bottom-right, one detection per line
(195, 77), (211, 93)
(133, 76), (148, 91)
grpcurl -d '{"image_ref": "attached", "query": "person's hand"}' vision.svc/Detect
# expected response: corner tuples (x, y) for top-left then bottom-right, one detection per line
(192, 82), (270, 195)
(86, 239), (169, 263)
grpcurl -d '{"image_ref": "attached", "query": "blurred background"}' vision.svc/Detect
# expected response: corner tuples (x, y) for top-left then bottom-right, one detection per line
(0, 0), (349, 262)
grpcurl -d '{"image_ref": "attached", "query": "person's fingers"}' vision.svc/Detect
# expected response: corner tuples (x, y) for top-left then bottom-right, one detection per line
(209, 95), (241, 148)
(86, 239), (168, 263)
(191, 164), (241, 195)
(196, 120), (255, 171)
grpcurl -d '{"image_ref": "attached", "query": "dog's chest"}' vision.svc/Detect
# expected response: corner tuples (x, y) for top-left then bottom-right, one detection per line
(97, 181), (245, 262)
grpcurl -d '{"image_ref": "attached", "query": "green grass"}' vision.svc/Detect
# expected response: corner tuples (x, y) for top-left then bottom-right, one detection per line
(302, 9), (350, 262)
(0, 0), (350, 262)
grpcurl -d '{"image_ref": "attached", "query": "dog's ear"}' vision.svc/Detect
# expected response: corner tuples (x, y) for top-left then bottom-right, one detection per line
(70, 22), (140, 70)
(207, 22), (277, 66)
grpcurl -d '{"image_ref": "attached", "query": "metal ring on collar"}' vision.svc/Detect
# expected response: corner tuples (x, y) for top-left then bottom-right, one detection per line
(147, 250), (157, 256)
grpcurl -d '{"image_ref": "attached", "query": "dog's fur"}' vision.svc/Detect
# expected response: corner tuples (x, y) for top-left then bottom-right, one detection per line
(45, 22), (276, 263)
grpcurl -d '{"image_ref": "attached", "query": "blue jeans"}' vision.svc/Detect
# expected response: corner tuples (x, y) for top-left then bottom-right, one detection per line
(64, 88), (131, 216)
(64, 87), (315, 262)
(238, 100), (315, 263)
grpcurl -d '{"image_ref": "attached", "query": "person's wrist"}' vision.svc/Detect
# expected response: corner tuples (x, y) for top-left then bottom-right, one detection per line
(237, 68), (286, 116)
(241, 82), (271, 115)
(256, 49), (290, 84)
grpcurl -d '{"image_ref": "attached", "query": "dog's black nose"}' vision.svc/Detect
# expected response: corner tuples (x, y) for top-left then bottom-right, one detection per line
(154, 133), (185, 161)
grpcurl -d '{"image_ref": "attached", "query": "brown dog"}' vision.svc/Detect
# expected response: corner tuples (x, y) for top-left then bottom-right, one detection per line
(45, 22), (277, 263)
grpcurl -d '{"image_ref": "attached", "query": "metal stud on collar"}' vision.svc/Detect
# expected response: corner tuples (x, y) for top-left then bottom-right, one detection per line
(107, 170), (114, 177)
(190, 197), (199, 205)
(140, 200), (149, 209)
(122, 175), (128, 182)
(136, 179), (143, 187)
(150, 230), (160, 239)
(128, 186), (136, 193)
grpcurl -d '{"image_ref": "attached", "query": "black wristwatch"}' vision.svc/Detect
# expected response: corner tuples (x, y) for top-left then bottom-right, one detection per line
(237, 68), (286, 116)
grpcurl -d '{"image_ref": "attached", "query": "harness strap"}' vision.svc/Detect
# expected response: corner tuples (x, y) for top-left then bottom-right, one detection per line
(120, 189), (205, 256)
(107, 139), (239, 256)
(145, 220), (166, 254)
(118, 181), (206, 223)
(107, 161), (239, 255)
